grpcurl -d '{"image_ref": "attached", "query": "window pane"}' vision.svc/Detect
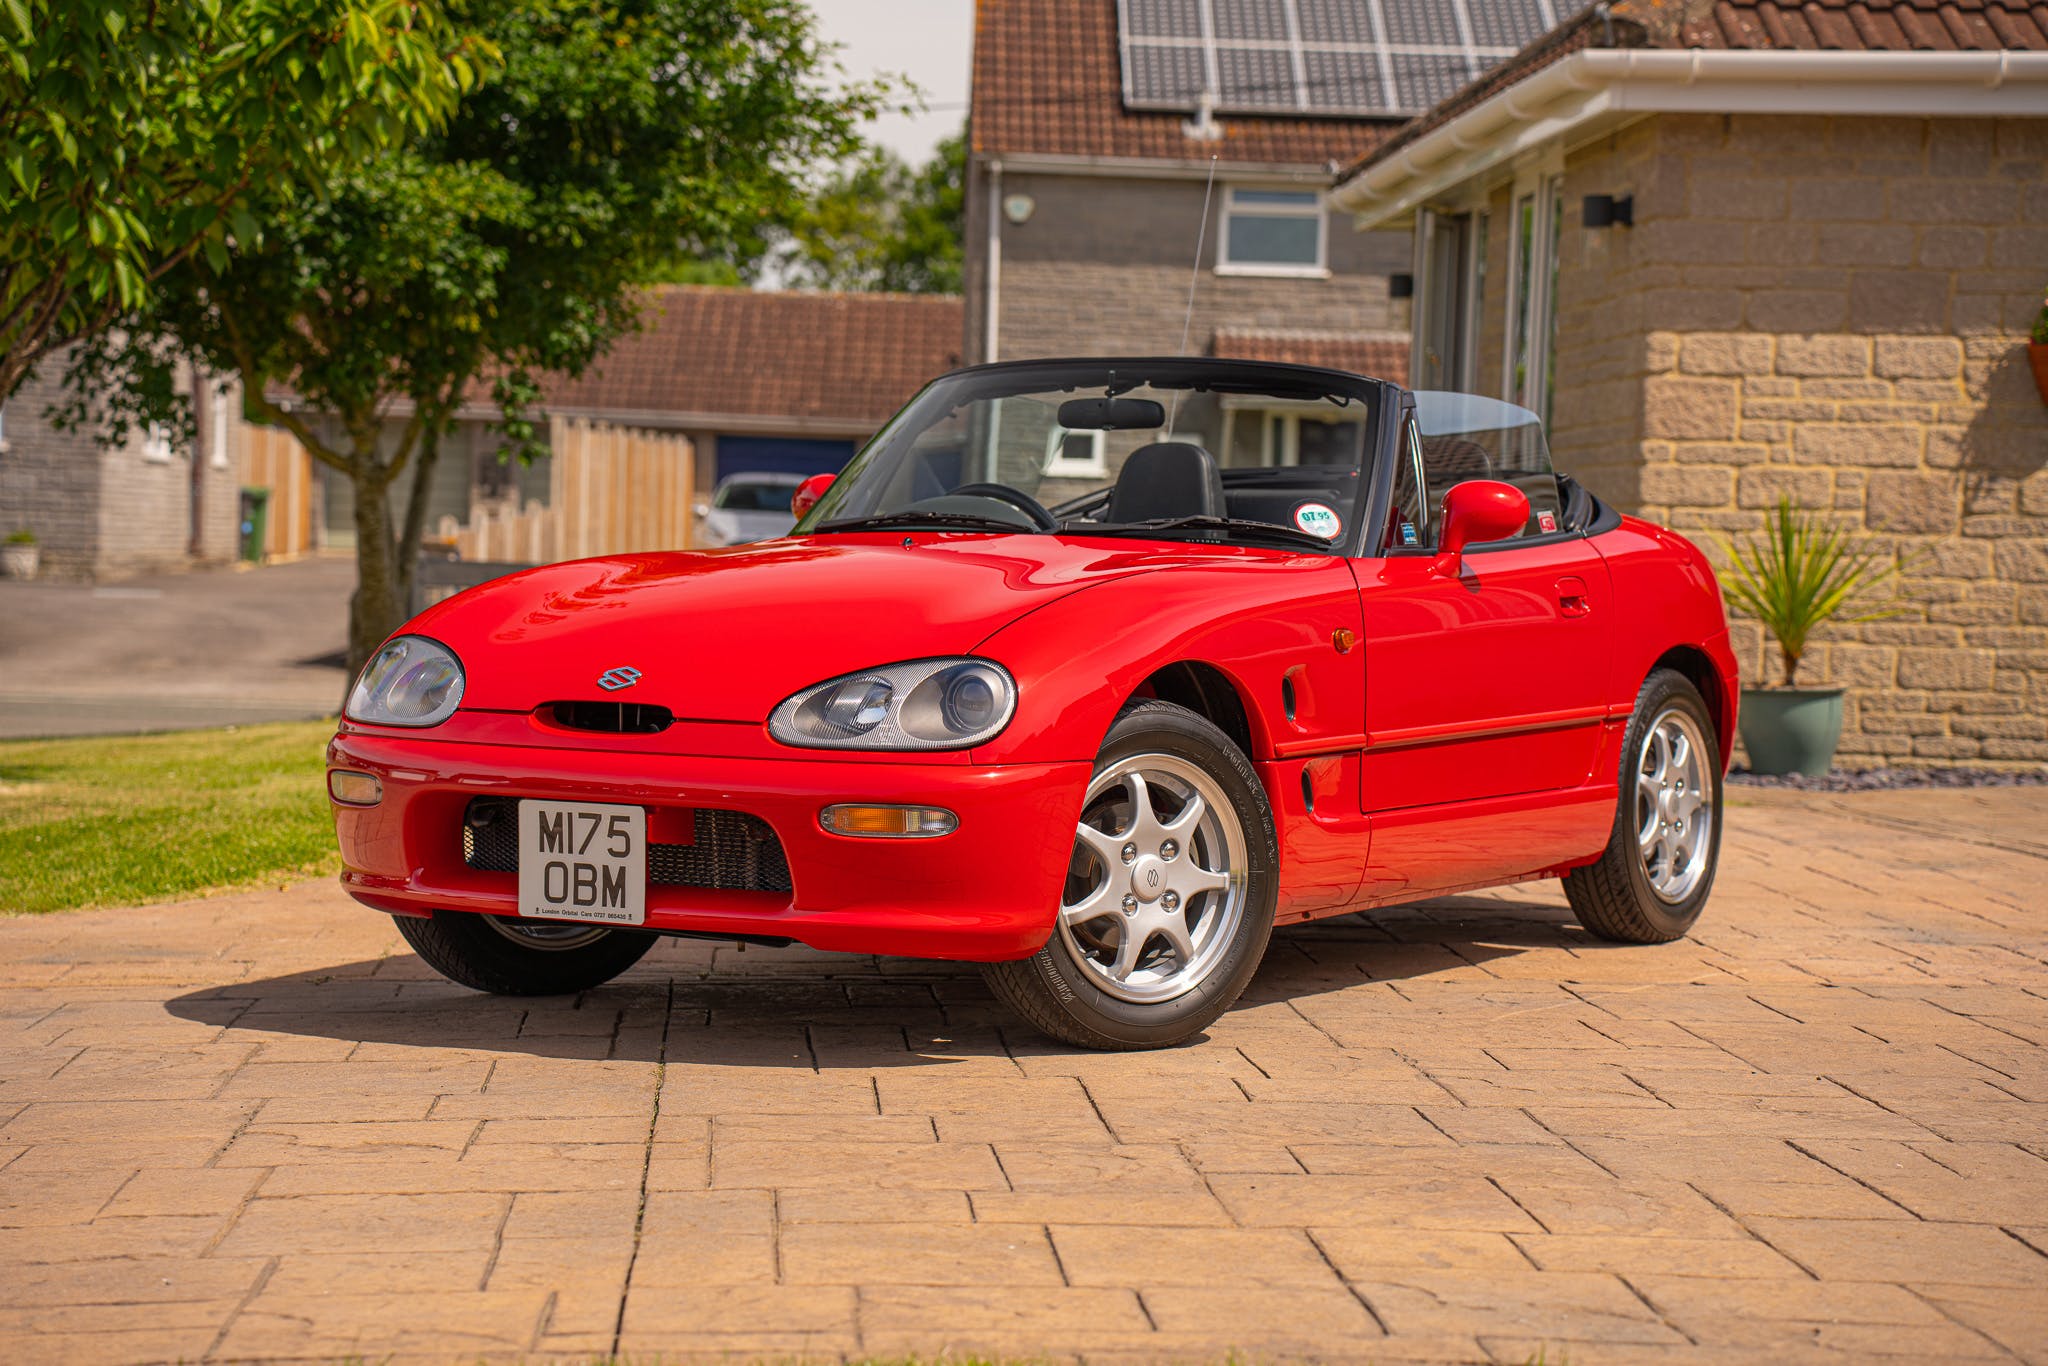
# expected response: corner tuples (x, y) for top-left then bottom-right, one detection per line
(1295, 419), (1363, 467)
(1231, 188), (1318, 209)
(1227, 213), (1320, 266)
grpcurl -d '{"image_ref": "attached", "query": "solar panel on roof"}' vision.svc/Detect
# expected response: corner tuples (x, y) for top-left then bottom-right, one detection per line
(1212, 0), (1292, 42)
(1125, 0), (1203, 39)
(1116, 0), (1581, 118)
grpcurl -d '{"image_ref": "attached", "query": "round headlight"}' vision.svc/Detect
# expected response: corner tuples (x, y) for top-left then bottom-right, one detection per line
(771, 658), (1016, 750)
(346, 635), (465, 728)
(938, 664), (1004, 732)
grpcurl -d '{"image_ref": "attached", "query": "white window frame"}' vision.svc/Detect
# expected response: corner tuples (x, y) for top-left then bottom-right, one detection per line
(1500, 164), (1565, 415)
(1216, 186), (1328, 279)
(140, 421), (173, 465)
(1043, 426), (1107, 478)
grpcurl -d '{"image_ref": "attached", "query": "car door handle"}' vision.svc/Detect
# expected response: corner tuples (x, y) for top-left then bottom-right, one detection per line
(1556, 575), (1592, 617)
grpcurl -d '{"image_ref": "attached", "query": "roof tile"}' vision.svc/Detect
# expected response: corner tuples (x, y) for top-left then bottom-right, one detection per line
(1340, 0), (2046, 181)
(541, 287), (962, 427)
(1211, 328), (1410, 384)
(971, 0), (1400, 166)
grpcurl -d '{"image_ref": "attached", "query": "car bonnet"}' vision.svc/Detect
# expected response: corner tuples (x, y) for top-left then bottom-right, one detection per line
(408, 533), (1173, 722)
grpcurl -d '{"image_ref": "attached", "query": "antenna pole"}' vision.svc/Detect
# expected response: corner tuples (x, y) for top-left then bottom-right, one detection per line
(1169, 155), (1220, 430)
(1176, 155), (1220, 358)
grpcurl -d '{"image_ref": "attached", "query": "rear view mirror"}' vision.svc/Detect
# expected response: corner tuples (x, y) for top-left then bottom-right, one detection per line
(1056, 396), (1165, 431)
(791, 472), (835, 520)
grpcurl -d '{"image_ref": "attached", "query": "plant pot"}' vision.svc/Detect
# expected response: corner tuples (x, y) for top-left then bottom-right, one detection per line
(1738, 686), (1845, 777)
(2030, 341), (2048, 406)
(0, 543), (37, 580)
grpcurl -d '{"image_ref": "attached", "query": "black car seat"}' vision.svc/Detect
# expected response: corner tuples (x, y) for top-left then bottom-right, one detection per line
(1106, 442), (1225, 523)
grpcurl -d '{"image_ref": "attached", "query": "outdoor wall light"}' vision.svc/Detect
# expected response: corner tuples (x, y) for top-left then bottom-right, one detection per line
(1002, 193), (1036, 224)
(1582, 194), (1634, 229)
(1388, 273), (1415, 299)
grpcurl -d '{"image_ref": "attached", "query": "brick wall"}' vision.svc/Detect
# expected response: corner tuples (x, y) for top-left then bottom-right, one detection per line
(986, 170), (1411, 363)
(0, 354), (243, 581)
(1547, 112), (2048, 767)
(0, 360), (103, 579)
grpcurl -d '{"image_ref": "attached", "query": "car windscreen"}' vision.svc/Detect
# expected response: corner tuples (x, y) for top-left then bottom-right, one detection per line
(714, 481), (798, 513)
(792, 360), (1386, 552)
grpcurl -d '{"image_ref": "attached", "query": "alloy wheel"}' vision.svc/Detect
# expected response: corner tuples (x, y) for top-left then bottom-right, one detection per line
(1636, 706), (1713, 903)
(1057, 754), (1248, 1004)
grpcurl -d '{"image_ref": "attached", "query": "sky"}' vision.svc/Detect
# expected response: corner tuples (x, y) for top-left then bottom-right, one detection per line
(808, 0), (976, 166)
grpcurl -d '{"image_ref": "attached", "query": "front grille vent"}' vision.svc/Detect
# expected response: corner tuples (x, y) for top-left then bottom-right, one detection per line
(462, 797), (792, 894)
(547, 700), (674, 734)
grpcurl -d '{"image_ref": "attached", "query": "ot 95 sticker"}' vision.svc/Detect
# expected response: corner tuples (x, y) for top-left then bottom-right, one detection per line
(1293, 502), (1342, 540)
(1537, 510), (1558, 533)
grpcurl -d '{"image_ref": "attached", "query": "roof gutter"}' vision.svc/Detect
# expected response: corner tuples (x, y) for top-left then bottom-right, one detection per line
(1332, 49), (2048, 227)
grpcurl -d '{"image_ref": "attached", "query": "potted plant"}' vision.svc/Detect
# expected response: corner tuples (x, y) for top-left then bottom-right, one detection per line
(2030, 285), (2048, 406)
(1722, 497), (1902, 777)
(1, 529), (36, 580)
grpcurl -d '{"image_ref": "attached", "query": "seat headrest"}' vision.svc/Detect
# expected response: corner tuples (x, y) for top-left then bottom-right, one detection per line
(1107, 442), (1225, 524)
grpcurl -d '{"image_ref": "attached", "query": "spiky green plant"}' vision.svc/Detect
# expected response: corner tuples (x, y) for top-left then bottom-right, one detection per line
(1721, 496), (1904, 688)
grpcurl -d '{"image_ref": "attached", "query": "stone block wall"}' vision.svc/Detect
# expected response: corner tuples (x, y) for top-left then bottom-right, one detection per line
(1548, 112), (2048, 768)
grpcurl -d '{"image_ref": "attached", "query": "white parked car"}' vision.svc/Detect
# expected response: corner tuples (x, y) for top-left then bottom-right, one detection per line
(693, 471), (809, 547)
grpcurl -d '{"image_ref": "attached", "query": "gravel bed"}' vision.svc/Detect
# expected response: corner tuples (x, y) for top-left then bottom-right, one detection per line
(1727, 765), (2048, 792)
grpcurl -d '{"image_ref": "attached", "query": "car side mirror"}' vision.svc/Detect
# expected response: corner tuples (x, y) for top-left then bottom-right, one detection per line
(791, 473), (835, 520)
(1432, 479), (1530, 577)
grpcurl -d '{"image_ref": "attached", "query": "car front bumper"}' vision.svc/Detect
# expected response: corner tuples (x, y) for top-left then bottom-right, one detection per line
(327, 731), (1090, 961)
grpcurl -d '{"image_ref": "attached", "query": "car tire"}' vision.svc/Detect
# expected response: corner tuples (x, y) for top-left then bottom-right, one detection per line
(393, 910), (657, 995)
(981, 699), (1278, 1050)
(1564, 667), (1723, 944)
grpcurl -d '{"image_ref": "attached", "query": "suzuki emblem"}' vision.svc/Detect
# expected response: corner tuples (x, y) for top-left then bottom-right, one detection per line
(1145, 867), (1161, 890)
(596, 666), (642, 692)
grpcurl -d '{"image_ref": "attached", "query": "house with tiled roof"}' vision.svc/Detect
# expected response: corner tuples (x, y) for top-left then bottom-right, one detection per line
(250, 286), (962, 560)
(1332, 0), (2048, 768)
(966, 0), (1578, 402)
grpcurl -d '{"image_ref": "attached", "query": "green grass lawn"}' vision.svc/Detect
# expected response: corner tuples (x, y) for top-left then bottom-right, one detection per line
(0, 720), (339, 915)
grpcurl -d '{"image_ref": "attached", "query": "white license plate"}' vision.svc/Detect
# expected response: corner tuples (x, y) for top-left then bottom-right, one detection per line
(516, 800), (647, 926)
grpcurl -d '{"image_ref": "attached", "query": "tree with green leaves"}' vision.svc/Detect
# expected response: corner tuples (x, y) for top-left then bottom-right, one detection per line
(0, 0), (484, 403)
(775, 127), (964, 295)
(75, 0), (886, 674)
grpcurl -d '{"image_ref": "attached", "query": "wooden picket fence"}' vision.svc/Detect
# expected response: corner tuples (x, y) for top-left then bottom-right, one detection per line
(241, 422), (317, 559)
(435, 416), (695, 563)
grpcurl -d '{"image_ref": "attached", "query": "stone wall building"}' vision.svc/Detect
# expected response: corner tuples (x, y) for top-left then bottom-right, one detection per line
(1334, 0), (2048, 767)
(0, 355), (241, 581)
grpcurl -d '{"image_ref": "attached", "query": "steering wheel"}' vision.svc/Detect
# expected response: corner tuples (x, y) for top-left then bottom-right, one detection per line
(948, 483), (1059, 531)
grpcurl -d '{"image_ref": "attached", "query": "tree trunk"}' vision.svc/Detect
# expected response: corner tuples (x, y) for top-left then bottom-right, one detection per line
(395, 423), (444, 615)
(1781, 647), (1800, 688)
(348, 474), (405, 681)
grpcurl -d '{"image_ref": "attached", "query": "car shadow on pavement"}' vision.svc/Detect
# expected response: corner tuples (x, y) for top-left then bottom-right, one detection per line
(163, 893), (1591, 1065)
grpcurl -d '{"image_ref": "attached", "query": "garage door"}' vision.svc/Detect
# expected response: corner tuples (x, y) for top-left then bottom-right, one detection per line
(715, 435), (858, 482)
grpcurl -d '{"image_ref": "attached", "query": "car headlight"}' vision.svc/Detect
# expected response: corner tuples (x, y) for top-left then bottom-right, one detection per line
(769, 658), (1017, 750)
(346, 635), (465, 728)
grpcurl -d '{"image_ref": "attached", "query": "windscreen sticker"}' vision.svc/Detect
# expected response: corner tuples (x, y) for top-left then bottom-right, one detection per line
(1294, 502), (1343, 540)
(1537, 510), (1558, 533)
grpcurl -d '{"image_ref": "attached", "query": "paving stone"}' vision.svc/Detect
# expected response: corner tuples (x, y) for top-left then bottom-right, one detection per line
(1, 787), (2046, 1361)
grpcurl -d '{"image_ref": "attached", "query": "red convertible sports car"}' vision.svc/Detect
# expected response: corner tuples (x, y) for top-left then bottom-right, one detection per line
(328, 357), (1737, 1049)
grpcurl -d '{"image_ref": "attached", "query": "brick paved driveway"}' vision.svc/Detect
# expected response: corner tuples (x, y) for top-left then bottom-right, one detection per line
(2, 786), (2045, 1364)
